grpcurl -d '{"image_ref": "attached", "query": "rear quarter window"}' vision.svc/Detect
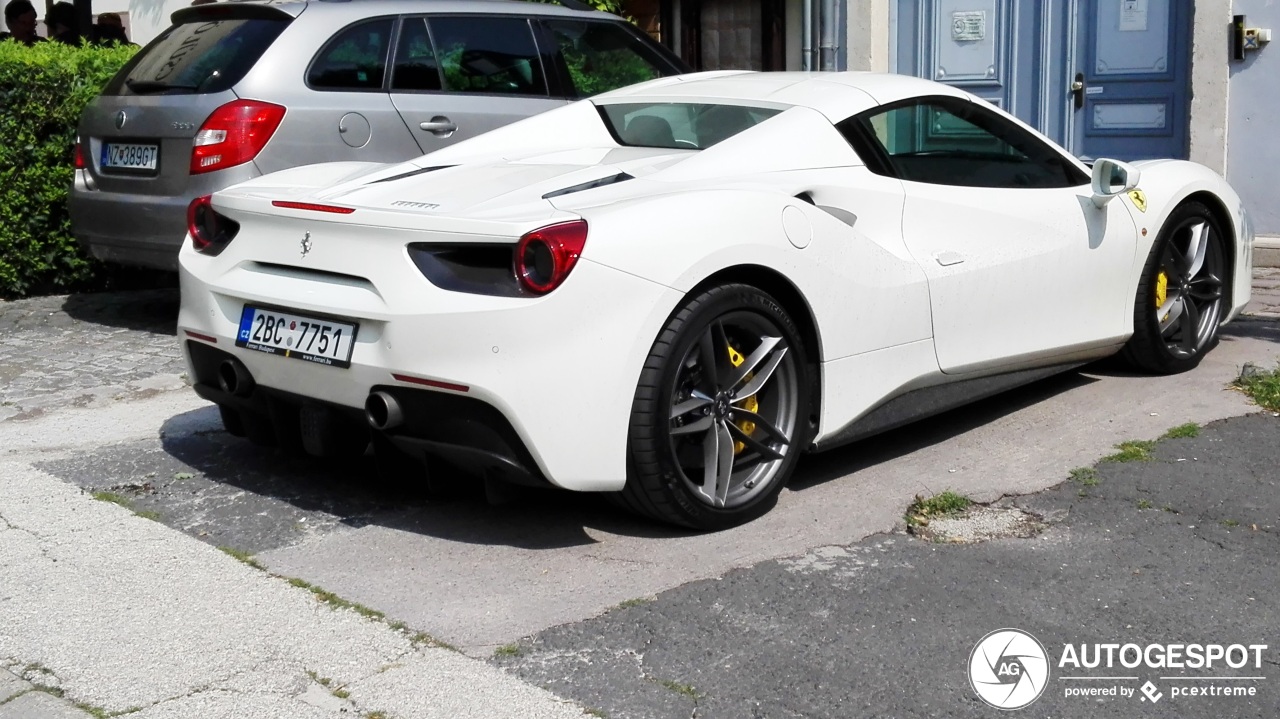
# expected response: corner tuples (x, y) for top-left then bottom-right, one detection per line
(104, 18), (289, 95)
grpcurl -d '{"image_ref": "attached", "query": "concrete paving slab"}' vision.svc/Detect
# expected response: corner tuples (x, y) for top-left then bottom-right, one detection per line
(0, 448), (591, 718)
(0, 690), (92, 719)
(255, 324), (1280, 653)
(0, 671), (30, 704)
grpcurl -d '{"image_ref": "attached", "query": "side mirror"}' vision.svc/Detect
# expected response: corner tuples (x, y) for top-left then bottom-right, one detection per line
(1090, 158), (1142, 208)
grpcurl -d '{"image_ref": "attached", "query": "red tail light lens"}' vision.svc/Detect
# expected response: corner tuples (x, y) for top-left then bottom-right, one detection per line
(190, 100), (286, 175)
(187, 195), (240, 255)
(74, 137), (86, 170)
(514, 220), (588, 295)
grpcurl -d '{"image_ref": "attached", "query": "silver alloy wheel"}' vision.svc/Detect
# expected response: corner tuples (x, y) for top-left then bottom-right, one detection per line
(666, 311), (800, 509)
(1155, 218), (1224, 359)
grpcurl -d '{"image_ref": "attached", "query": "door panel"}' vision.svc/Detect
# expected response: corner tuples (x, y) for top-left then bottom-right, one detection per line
(901, 183), (1137, 372)
(1071, 0), (1191, 160)
(389, 16), (564, 154)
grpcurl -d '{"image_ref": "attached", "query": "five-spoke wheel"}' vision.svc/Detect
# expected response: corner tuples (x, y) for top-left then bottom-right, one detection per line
(1123, 201), (1227, 373)
(621, 284), (811, 530)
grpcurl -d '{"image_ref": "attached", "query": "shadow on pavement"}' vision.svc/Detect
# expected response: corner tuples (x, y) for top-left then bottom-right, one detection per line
(60, 286), (179, 335)
(153, 406), (695, 551)
(791, 370), (1098, 489)
(1222, 316), (1280, 345)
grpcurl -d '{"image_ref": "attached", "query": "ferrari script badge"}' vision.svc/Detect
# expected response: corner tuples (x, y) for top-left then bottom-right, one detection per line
(300, 232), (312, 258)
(1127, 189), (1147, 213)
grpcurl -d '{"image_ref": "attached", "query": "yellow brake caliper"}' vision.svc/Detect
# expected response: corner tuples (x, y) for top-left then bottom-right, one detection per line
(727, 345), (758, 454)
(1155, 270), (1169, 321)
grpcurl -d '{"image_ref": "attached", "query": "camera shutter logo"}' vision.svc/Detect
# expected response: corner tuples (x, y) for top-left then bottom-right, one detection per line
(969, 629), (1051, 710)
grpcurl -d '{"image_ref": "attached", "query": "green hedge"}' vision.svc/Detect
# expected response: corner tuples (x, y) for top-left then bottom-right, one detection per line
(0, 40), (136, 298)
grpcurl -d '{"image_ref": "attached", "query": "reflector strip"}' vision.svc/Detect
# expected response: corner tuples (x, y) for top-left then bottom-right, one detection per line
(271, 201), (356, 214)
(391, 373), (469, 393)
(184, 330), (218, 344)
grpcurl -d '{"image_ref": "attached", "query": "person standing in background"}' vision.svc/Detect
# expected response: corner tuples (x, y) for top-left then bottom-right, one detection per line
(0, 0), (43, 46)
(44, 1), (79, 44)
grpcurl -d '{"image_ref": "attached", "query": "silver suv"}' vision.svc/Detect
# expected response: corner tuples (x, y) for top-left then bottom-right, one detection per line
(71, 0), (687, 270)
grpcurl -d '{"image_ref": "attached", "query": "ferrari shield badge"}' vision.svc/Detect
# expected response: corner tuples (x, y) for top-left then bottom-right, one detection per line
(1127, 189), (1148, 213)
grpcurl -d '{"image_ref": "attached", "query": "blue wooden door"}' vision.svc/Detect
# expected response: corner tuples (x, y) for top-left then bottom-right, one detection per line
(896, 0), (1192, 161)
(1071, 0), (1192, 160)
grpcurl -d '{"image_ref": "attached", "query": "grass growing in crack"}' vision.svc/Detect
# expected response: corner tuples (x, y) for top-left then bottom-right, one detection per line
(1103, 440), (1156, 463)
(287, 578), (385, 621)
(364, 712), (391, 719)
(585, 709), (609, 718)
(493, 643), (522, 658)
(331, 688), (351, 699)
(305, 670), (332, 687)
(219, 546), (265, 571)
(1070, 467), (1100, 487)
(133, 510), (161, 522)
(1136, 499), (1154, 510)
(91, 491), (130, 507)
(616, 597), (652, 610)
(1222, 519), (1240, 528)
(1162, 423), (1200, 439)
(1234, 363), (1280, 411)
(655, 678), (700, 700)
(905, 491), (972, 526)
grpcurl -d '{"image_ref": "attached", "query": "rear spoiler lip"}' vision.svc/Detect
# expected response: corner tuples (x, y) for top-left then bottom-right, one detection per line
(171, 1), (303, 25)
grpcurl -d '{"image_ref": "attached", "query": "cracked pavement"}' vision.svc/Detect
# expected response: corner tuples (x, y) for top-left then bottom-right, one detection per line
(495, 413), (1280, 718)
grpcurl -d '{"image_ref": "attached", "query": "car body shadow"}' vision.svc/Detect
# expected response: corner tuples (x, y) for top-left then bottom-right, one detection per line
(790, 369), (1099, 488)
(158, 406), (697, 551)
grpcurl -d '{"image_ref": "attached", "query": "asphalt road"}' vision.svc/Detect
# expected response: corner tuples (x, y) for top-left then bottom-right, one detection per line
(494, 411), (1280, 718)
(4, 286), (1280, 717)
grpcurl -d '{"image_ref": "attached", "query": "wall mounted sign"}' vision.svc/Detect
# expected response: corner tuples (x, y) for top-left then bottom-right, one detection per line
(1120, 0), (1148, 32)
(951, 11), (987, 42)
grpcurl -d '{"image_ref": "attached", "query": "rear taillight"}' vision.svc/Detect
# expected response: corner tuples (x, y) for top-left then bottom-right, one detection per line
(190, 100), (286, 175)
(187, 195), (240, 255)
(74, 137), (86, 170)
(514, 220), (588, 295)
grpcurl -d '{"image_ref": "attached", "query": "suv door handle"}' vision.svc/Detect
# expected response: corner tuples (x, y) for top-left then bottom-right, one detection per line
(419, 116), (457, 136)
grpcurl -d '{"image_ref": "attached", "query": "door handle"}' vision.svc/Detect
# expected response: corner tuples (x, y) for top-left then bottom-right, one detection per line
(419, 116), (457, 136)
(1071, 72), (1086, 110)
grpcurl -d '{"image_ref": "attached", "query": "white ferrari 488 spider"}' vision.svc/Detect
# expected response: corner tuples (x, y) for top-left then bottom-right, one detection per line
(178, 71), (1253, 530)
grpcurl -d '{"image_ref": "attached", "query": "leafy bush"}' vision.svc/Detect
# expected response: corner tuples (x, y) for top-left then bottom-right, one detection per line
(0, 40), (136, 298)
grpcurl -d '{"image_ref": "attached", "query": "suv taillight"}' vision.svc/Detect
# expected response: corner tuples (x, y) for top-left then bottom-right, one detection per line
(187, 195), (240, 255)
(74, 137), (86, 170)
(514, 220), (588, 294)
(190, 100), (286, 175)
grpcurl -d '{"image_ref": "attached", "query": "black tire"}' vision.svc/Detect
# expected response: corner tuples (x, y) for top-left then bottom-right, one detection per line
(620, 284), (812, 530)
(1121, 201), (1228, 374)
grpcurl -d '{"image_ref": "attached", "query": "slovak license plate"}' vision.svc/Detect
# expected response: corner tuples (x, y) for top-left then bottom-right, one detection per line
(236, 306), (359, 368)
(101, 142), (159, 171)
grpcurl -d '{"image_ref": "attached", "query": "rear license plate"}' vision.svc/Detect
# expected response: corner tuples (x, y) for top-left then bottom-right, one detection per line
(101, 142), (159, 172)
(235, 306), (359, 368)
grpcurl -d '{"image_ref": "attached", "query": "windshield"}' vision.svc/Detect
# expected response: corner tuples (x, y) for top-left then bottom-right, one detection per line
(105, 17), (290, 95)
(598, 102), (783, 150)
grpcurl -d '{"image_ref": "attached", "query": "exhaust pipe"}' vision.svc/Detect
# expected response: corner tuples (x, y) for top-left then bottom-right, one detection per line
(365, 391), (403, 430)
(217, 359), (255, 398)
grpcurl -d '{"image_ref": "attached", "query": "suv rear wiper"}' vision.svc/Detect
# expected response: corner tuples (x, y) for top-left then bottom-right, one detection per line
(125, 79), (201, 94)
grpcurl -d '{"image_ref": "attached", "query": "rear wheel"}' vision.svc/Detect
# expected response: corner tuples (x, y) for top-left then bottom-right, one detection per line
(1121, 202), (1227, 374)
(620, 284), (811, 530)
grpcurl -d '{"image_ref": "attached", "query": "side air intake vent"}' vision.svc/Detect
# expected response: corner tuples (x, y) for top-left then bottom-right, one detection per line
(542, 173), (633, 200)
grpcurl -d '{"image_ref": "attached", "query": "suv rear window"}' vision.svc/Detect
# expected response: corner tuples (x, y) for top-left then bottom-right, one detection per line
(105, 18), (289, 96)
